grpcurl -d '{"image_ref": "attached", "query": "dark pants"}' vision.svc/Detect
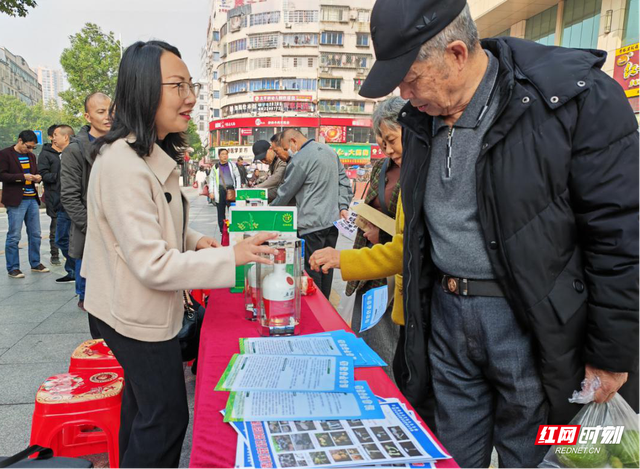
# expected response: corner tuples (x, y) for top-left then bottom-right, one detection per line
(48, 212), (59, 258)
(95, 317), (189, 468)
(301, 226), (339, 299)
(428, 287), (548, 468)
(54, 210), (74, 277)
(216, 187), (228, 234)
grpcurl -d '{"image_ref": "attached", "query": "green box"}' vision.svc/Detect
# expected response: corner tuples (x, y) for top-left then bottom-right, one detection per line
(229, 207), (298, 292)
(236, 188), (268, 201)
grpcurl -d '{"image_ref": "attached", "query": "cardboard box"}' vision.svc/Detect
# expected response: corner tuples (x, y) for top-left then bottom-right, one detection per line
(351, 202), (396, 236)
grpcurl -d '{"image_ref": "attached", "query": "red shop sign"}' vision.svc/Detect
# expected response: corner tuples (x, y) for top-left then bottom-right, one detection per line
(211, 116), (320, 130)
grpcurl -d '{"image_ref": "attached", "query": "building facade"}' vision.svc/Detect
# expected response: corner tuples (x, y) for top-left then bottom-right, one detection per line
(0, 47), (43, 106)
(195, 78), (211, 150)
(470, 0), (639, 114)
(204, 0), (381, 165)
(36, 67), (64, 108)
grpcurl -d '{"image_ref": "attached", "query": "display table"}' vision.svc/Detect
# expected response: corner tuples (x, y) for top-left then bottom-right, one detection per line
(189, 289), (458, 468)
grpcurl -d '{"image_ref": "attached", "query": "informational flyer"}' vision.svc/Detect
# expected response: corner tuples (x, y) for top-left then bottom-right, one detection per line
(334, 210), (358, 240)
(360, 286), (389, 333)
(224, 382), (384, 422)
(215, 354), (355, 393)
(238, 400), (450, 468)
(239, 334), (384, 368)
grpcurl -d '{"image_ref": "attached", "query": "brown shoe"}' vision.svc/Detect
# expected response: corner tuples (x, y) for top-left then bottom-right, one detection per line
(8, 269), (25, 278)
(78, 300), (86, 311)
(31, 264), (50, 273)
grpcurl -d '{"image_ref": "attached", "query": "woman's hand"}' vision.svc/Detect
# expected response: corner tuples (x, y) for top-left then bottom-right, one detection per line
(363, 225), (380, 245)
(309, 247), (341, 274)
(195, 236), (220, 250)
(233, 232), (278, 266)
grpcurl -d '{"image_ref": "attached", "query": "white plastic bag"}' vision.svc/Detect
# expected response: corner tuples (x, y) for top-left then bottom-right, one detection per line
(540, 378), (639, 468)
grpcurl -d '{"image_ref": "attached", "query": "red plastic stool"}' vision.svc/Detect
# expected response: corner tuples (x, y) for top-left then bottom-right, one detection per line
(30, 371), (123, 468)
(68, 339), (123, 373)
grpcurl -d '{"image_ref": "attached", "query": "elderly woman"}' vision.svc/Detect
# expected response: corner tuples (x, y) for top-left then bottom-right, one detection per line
(310, 96), (407, 382)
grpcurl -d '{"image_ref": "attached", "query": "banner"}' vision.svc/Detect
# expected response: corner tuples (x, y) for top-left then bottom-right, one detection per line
(330, 144), (371, 165)
(320, 126), (347, 143)
(614, 43), (639, 99)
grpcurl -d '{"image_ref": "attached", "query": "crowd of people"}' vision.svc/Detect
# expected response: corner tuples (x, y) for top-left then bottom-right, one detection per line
(0, 0), (638, 467)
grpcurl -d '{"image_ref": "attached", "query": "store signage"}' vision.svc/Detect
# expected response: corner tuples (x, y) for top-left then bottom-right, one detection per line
(253, 95), (313, 102)
(212, 117), (320, 130)
(371, 144), (383, 158)
(224, 102), (315, 117)
(329, 144), (372, 165)
(320, 126), (347, 143)
(614, 43), (639, 98)
(321, 117), (372, 128)
(239, 128), (253, 136)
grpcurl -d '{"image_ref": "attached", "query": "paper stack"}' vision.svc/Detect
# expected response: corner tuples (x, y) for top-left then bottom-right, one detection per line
(225, 397), (451, 468)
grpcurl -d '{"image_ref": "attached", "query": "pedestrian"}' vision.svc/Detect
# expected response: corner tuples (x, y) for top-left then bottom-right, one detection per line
(308, 97), (406, 381)
(248, 168), (261, 187)
(236, 156), (249, 186)
(39, 125), (76, 283)
(208, 148), (242, 234)
(84, 40), (275, 467)
(271, 128), (353, 299)
(60, 92), (111, 334)
(195, 165), (207, 191)
(360, 0), (639, 467)
(253, 137), (288, 202)
(39, 124), (61, 265)
(0, 130), (49, 278)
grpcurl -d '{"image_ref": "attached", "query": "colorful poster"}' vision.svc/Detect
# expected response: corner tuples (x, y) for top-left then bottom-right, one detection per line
(329, 144), (371, 165)
(614, 43), (639, 98)
(320, 126), (347, 143)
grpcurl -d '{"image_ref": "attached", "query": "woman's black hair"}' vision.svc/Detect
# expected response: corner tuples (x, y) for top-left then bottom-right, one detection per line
(92, 40), (187, 162)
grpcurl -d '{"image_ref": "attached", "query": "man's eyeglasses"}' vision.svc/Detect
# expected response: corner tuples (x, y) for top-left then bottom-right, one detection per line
(25, 144), (37, 150)
(161, 82), (202, 99)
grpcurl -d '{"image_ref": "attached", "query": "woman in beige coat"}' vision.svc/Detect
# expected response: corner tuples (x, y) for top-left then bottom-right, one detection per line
(84, 40), (274, 467)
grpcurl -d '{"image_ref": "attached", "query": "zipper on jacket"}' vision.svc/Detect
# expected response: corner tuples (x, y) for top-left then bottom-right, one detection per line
(445, 127), (455, 178)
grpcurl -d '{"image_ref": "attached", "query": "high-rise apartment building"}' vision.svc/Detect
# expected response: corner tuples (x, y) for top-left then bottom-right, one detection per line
(204, 0), (381, 165)
(469, 0), (638, 114)
(36, 67), (65, 108)
(0, 46), (43, 106)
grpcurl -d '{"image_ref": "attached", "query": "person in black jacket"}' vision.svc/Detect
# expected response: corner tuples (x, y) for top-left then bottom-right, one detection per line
(236, 156), (248, 186)
(359, 1), (639, 467)
(38, 124), (61, 265)
(39, 125), (76, 282)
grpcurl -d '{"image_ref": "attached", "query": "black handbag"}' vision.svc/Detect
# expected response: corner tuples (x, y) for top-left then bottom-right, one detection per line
(178, 291), (206, 363)
(0, 445), (92, 468)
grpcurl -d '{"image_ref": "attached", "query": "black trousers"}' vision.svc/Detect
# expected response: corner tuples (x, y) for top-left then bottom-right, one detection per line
(94, 317), (189, 468)
(48, 213), (59, 258)
(301, 226), (339, 299)
(216, 187), (228, 234)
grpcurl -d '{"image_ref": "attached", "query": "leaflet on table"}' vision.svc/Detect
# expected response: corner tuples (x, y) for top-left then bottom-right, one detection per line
(333, 210), (358, 240)
(239, 400), (450, 468)
(224, 381), (383, 422)
(238, 335), (383, 368)
(360, 286), (389, 333)
(305, 330), (387, 367)
(228, 408), (436, 469)
(215, 354), (355, 392)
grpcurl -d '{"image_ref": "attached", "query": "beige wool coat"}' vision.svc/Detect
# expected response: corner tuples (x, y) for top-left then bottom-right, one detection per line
(82, 138), (236, 342)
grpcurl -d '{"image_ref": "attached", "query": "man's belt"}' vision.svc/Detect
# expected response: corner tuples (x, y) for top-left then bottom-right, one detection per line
(439, 272), (505, 297)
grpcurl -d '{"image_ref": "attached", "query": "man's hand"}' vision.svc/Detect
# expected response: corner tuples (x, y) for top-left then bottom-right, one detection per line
(195, 236), (220, 250)
(585, 364), (628, 403)
(309, 247), (341, 274)
(32, 174), (42, 183)
(24, 174), (37, 182)
(340, 209), (349, 221)
(363, 226), (380, 245)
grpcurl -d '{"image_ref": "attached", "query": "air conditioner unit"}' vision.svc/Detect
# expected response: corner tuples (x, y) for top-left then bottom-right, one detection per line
(285, 23), (292, 28)
(283, 43), (290, 47)
(321, 66), (330, 73)
(349, 11), (358, 21)
(357, 68), (366, 74)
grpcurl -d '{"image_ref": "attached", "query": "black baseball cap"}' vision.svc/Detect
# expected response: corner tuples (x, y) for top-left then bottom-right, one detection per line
(252, 140), (271, 161)
(359, 0), (467, 98)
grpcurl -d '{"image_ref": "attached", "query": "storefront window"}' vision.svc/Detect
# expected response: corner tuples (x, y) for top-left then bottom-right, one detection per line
(347, 127), (374, 143)
(220, 128), (239, 146)
(623, 0), (639, 46)
(525, 5), (558, 45)
(561, 0), (602, 49)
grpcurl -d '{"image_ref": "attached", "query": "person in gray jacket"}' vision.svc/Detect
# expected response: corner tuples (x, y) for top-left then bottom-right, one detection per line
(60, 92), (111, 335)
(272, 128), (353, 298)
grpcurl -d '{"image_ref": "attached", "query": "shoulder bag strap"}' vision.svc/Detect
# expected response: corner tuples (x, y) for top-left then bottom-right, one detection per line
(377, 158), (391, 217)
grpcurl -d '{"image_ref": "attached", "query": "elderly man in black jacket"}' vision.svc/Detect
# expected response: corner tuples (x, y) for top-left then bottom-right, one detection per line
(38, 124), (61, 265)
(360, 0), (639, 467)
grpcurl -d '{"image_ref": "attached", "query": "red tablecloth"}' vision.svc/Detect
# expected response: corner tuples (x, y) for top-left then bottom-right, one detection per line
(189, 289), (458, 468)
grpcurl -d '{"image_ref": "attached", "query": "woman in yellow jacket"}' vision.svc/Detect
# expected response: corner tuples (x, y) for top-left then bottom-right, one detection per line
(310, 97), (407, 384)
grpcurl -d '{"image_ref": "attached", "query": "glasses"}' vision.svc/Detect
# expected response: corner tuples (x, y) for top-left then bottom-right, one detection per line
(25, 144), (37, 150)
(161, 82), (201, 99)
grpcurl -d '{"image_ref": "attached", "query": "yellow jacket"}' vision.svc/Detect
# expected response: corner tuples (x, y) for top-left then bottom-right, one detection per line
(340, 194), (405, 325)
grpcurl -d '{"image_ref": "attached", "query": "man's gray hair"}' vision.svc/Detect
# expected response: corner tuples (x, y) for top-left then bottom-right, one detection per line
(372, 96), (408, 136)
(416, 4), (479, 62)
